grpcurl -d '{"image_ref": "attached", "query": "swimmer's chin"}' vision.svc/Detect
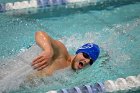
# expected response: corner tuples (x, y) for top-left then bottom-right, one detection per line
(71, 60), (77, 71)
(71, 64), (78, 71)
(71, 66), (76, 71)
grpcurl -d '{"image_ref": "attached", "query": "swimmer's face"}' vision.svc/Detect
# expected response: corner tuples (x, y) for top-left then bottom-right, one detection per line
(71, 53), (93, 70)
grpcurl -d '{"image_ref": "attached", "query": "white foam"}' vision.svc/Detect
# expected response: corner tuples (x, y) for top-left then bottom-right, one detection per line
(0, 44), (42, 92)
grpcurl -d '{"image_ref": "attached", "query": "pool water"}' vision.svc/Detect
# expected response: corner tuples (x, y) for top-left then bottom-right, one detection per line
(0, 0), (140, 93)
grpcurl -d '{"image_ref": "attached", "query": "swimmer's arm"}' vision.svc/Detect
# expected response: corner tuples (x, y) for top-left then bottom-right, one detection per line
(27, 71), (49, 79)
(35, 31), (55, 57)
(26, 71), (49, 85)
(32, 31), (57, 70)
(27, 67), (53, 80)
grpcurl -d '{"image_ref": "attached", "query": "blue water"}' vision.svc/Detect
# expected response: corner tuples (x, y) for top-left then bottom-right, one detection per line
(0, 0), (140, 93)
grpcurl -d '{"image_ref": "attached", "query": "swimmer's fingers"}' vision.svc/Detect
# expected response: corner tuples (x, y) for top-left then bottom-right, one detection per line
(32, 56), (45, 65)
(37, 63), (48, 71)
(33, 60), (49, 70)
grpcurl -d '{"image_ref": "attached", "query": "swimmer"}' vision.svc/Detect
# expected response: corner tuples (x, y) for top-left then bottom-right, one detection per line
(30, 31), (100, 78)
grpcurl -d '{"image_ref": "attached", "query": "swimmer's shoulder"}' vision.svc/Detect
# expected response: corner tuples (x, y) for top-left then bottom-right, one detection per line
(52, 40), (69, 59)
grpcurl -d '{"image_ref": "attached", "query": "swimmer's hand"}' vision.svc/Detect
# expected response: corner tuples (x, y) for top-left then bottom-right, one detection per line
(32, 51), (52, 71)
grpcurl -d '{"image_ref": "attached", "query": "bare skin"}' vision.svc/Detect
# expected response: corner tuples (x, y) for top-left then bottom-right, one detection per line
(30, 31), (91, 78)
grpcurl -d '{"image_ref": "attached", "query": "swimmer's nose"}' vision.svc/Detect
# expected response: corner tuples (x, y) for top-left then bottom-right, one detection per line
(84, 59), (90, 64)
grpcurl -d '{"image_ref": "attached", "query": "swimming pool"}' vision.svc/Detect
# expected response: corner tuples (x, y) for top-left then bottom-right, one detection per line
(0, 0), (140, 93)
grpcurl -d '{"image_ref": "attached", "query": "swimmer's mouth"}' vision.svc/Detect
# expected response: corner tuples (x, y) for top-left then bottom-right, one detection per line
(78, 62), (84, 69)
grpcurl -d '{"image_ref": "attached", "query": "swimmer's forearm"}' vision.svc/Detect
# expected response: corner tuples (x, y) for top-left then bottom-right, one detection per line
(35, 31), (54, 57)
(27, 70), (51, 80)
(26, 73), (44, 82)
(26, 72), (47, 85)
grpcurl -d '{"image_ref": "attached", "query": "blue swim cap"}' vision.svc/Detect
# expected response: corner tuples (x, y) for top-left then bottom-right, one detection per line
(76, 43), (100, 65)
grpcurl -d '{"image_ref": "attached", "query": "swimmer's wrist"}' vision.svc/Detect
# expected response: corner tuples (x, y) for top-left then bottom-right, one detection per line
(44, 49), (54, 58)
